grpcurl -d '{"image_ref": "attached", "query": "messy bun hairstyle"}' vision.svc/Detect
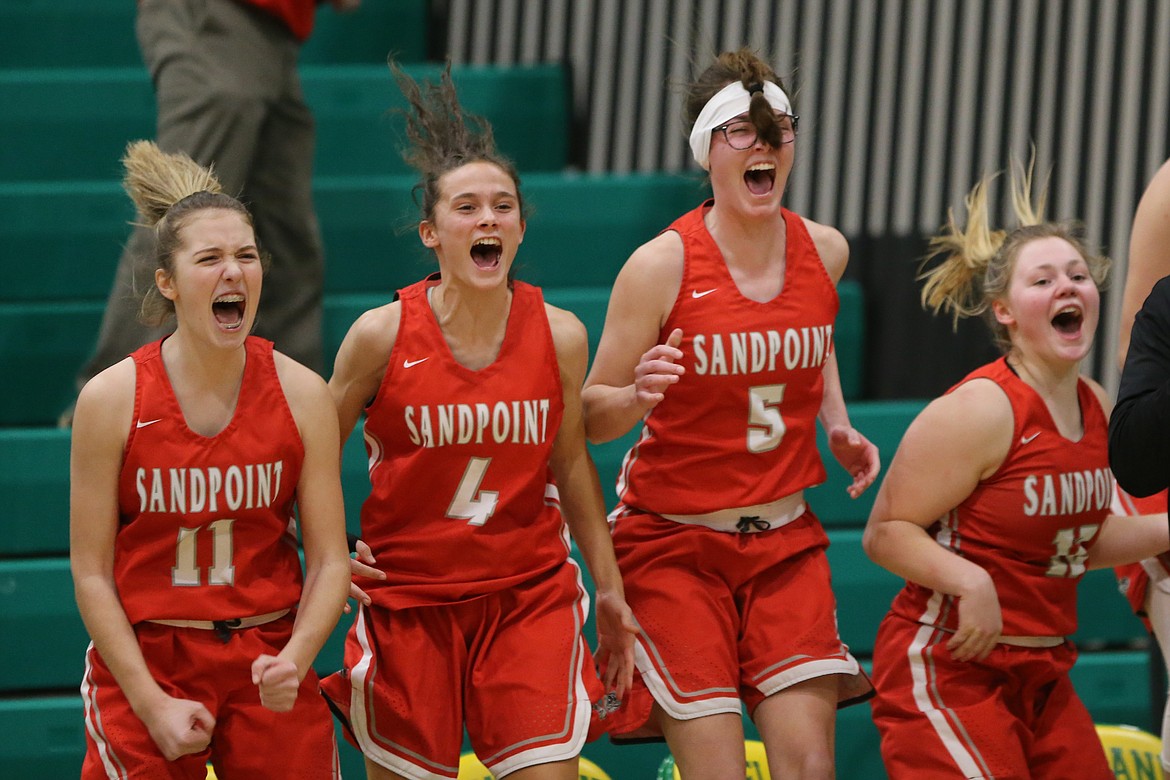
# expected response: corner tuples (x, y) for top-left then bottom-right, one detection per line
(685, 47), (790, 150)
(121, 141), (260, 325)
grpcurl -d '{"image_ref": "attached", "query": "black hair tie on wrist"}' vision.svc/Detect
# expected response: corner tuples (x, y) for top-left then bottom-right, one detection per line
(747, 81), (764, 95)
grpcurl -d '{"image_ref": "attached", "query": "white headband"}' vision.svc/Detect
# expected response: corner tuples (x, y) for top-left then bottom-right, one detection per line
(688, 80), (793, 170)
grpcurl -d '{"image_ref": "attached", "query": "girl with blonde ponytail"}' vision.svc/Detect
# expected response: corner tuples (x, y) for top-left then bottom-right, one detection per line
(70, 141), (349, 778)
(863, 162), (1164, 779)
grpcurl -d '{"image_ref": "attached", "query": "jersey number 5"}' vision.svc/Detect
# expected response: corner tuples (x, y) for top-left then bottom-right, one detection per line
(447, 457), (499, 526)
(748, 384), (788, 453)
(173, 519), (236, 586)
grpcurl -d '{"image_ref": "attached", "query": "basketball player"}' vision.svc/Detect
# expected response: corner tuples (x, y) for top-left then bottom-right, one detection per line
(580, 47), (880, 779)
(864, 162), (1169, 778)
(319, 64), (637, 780)
(71, 141), (350, 778)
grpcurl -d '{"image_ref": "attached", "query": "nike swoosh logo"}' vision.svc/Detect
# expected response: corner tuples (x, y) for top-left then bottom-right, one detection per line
(136, 419), (162, 429)
(1020, 432), (1041, 444)
(692, 289), (717, 298)
(403, 358), (429, 368)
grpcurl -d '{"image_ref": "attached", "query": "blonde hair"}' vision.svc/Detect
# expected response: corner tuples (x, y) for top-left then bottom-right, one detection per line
(121, 141), (261, 325)
(919, 157), (1109, 352)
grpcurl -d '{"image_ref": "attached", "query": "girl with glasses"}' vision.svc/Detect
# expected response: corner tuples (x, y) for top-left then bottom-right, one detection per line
(581, 47), (879, 778)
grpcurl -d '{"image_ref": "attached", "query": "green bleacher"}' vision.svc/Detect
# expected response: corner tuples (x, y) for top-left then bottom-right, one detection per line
(0, 0), (429, 69)
(0, 2), (1156, 778)
(0, 64), (568, 183)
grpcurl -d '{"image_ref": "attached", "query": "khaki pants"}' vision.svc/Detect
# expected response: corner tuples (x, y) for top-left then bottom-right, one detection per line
(79, 0), (324, 387)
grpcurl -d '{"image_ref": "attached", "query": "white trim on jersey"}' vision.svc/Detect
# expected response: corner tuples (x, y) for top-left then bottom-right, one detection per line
(906, 622), (996, 778)
(754, 655), (861, 698)
(81, 643), (131, 780)
(633, 639), (741, 720)
(347, 609), (459, 779)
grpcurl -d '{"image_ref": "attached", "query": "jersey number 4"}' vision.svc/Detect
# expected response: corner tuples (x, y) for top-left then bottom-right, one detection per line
(172, 519), (236, 586)
(447, 457), (499, 526)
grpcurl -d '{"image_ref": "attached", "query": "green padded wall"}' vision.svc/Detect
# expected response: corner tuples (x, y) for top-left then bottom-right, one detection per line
(0, 64), (568, 182)
(0, 0), (428, 69)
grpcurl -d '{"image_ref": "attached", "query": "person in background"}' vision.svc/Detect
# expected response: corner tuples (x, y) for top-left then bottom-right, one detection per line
(65, 0), (362, 426)
(580, 47), (880, 779)
(319, 64), (637, 780)
(71, 140), (350, 777)
(1109, 156), (1170, 780)
(865, 161), (1169, 779)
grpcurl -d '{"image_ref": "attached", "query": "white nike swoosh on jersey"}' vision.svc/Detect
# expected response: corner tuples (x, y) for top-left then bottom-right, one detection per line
(403, 358), (429, 368)
(136, 419), (162, 428)
(1020, 432), (1041, 444)
(692, 288), (717, 298)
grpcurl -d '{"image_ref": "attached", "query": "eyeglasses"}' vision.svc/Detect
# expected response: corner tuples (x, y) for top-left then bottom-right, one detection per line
(712, 114), (799, 149)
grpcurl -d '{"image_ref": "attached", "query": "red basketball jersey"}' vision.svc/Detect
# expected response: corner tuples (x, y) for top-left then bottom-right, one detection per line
(890, 358), (1113, 637)
(115, 337), (305, 624)
(616, 203), (837, 515)
(359, 278), (569, 608)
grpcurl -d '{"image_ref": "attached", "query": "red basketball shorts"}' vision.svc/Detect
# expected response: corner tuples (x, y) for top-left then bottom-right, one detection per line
(602, 509), (867, 739)
(81, 616), (340, 779)
(320, 562), (604, 779)
(870, 613), (1112, 779)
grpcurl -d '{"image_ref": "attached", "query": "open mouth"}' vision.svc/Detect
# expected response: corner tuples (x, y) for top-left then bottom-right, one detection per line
(744, 163), (776, 196)
(212, 294), (245, 330)
(471, 237), (502, 270)
(1051, 306), (1083, 336)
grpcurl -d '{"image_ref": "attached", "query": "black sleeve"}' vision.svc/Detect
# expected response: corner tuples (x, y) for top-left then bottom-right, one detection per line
(1110, 275), (1170, 496)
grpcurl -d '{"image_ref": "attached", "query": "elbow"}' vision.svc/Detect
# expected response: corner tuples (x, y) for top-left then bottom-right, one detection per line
(861, 523), (883, 563)
(582, 410), (617, 445)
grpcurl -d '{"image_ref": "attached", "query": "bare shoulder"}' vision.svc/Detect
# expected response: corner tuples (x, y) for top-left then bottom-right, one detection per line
(73, 357), (136, 444)
(618, 230), (684, 290)
(543, 302), (588, 373)
(544, 303), (587, 349)
(1082, 375), (1112, 417)
(272, 351), (331, 413)
(800, 216), (849, 283)
(906, 377), (1014, 475)
(347, 301), (402, 358)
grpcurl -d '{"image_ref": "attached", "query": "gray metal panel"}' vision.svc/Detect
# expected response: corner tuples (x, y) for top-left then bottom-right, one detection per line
(444, 0), (1170, 382)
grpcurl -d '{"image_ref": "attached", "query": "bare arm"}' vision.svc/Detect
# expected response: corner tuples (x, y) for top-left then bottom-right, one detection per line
(253, 357), (352, 711)
(326, 304), (398, 606)
(805, 217), (880, 497)
(328, 303), (400, 447)
(582, 233), (684, 443)
(70, 361), (215, 759)
(1090, 512), (1170, 569)
(862, 379), (1013, 661)
(1119, 159), (1170, 367)
(547, 305), (638, 695)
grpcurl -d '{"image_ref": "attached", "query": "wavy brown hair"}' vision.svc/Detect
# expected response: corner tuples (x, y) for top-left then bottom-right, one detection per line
(390, 61), (526, 223)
